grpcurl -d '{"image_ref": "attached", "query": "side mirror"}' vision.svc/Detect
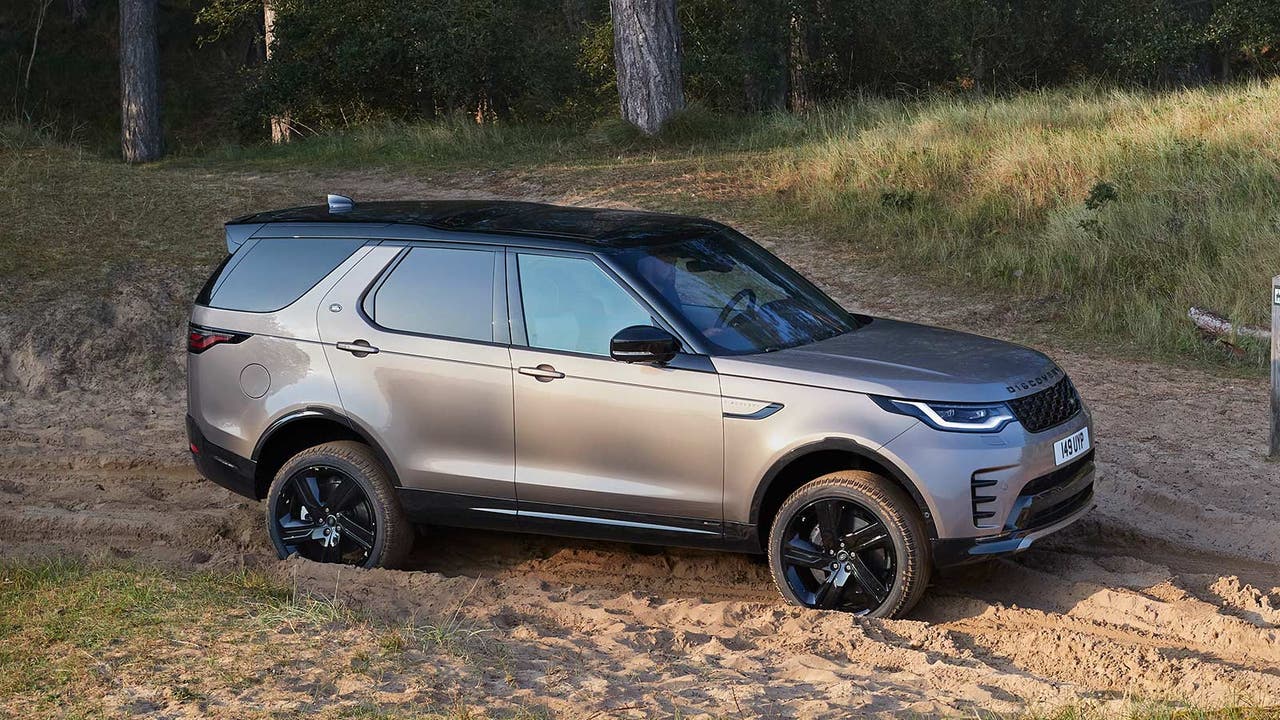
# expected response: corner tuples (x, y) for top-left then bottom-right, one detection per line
(610, 325), (680, 364)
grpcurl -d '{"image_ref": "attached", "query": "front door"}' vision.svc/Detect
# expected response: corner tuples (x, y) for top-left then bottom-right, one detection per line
(318, 243), (516, 518)
(507, 250), (724, 540)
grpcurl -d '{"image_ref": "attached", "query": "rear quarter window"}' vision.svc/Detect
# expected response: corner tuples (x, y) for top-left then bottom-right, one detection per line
(201, 237), (365, 312)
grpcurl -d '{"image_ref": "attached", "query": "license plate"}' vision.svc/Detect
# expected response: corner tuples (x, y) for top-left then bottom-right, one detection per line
(1053, 427), (1090, 465)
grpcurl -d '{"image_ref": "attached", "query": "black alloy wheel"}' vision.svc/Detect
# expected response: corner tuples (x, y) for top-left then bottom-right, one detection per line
(274, 465), (378, 565)
(767, 471), (930, 618)
(266, 442), (414, 569)
(779, 497), (896, 613)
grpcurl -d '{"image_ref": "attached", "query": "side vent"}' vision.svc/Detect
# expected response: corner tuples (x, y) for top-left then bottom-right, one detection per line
(327, 193), (354, 213)
(971, 474), (1000, 528)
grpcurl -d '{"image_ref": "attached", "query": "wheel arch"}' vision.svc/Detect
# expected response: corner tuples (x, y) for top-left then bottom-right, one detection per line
(251, 407), (401, 498)
(749, 437), (938, 549)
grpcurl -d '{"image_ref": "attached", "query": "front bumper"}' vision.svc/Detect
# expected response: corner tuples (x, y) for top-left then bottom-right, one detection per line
(932, 459), (1095, 566)
(187, 415), (259, 500)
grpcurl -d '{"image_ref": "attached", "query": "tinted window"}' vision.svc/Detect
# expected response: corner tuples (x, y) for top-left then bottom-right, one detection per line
(612, 229), (859, 354)
(518, 253), (652, 356)
(368, 246), (496, 342)
(207, 238), (364, 312)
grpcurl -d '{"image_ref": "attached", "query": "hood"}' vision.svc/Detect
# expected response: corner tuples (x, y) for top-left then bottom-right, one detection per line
(712, 318), (1063, 403)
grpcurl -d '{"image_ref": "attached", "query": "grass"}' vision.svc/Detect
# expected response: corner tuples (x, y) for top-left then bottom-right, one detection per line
(3, 81), (1278, 377)
(754, 83), (1280, 367)
(399, 586), (495, 659)
(0, 559), (287, 717)
(1024, 707), (1280, 720)
(0, 559), (523, 719)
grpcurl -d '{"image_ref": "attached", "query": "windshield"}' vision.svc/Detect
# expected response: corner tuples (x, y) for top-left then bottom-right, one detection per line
(611, 228), (860, 354)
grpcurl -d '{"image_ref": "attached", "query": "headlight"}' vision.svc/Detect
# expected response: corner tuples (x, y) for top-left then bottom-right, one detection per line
(871, 396), (1014, 433)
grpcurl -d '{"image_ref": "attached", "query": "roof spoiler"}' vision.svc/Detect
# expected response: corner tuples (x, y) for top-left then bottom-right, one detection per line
(224, 223), (263, 253)
(224, 194), (353, 252)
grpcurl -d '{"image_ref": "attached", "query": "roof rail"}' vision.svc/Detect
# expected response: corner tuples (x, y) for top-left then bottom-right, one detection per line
(327, 193), (354, 214)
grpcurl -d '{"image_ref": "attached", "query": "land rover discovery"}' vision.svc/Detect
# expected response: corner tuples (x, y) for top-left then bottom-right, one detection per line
(187, 196), (1095, 618)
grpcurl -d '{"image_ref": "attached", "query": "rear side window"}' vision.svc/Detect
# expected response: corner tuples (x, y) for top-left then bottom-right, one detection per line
(365, 246), (496, 342)
(204, 238), (364, 312)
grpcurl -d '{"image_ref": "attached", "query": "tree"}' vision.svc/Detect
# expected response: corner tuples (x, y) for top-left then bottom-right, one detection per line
(609, 0), (683, 135)
(119, 0), (162, 162)
(788, 3), (815, 110)
(263, 0), (289, 142)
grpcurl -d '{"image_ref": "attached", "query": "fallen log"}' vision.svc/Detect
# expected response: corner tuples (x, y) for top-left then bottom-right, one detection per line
(1188, 306), (1272, 341)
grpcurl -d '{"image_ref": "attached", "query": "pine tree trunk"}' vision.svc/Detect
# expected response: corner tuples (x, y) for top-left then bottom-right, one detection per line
(119, 0), (162, 163)
(787, 12), (812, 111)
(263, 0), (290, 143)
(609, 0), (684, 135)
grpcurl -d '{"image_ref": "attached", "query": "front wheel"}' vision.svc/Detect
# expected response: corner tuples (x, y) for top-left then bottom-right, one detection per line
(767, 471), (930, 618)
(266, 441), (414, 568)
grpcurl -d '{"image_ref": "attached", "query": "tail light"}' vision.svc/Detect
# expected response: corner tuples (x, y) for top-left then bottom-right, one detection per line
(187, 324), (249, 354)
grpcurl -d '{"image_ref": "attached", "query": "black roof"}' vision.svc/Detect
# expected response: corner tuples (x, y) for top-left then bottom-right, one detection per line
(228, 200), (726, 248)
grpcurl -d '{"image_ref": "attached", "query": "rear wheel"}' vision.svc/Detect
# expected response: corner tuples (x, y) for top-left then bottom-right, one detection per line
(767, 471), (930, 618)
(266, 441), (413, 568)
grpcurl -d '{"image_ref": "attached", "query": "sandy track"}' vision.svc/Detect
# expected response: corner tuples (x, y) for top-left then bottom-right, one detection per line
(2, 427), (1278, 716)
(2, 175), (1278, 717)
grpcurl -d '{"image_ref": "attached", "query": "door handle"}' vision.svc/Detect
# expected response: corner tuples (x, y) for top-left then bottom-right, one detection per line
(336, 340), (379, 357)
(518, 364), (565, 382)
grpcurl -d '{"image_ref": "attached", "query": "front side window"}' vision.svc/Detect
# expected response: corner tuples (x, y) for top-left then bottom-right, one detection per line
(611, 228), (859, 354)
(517, 253), (652, 356)
(366, 246), (496, 342)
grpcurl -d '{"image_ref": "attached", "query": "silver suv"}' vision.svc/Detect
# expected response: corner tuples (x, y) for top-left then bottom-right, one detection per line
(188, 196), (1095, 618)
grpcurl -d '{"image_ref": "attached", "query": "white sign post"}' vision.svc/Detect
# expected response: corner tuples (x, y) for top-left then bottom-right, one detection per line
(1272, 275), (1280, 459)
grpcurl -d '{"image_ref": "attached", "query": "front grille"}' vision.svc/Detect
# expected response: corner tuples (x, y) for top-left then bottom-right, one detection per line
(1020, 451), (1094, 496)
(1007, 453), (1095, 531)
(1008, 376), (1082, 433)
(1023, 482), (1094, 530)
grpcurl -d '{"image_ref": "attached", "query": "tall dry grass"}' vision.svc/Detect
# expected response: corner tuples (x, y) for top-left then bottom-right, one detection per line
(758, 82), (1280, 363)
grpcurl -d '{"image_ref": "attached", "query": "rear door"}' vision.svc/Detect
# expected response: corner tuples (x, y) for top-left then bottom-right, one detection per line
(317, 242), (517, 519)
(507, 249), (724, 539)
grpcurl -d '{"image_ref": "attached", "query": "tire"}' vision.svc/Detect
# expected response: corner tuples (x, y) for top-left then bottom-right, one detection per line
(766, 471), (930, 618)
(266, 440), (414, 569)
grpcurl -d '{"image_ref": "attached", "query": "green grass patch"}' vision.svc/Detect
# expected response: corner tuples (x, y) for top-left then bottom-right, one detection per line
(0, 559), (288, 716)
(0, 559), (509, 718)
(1024, 705), (1280, 720)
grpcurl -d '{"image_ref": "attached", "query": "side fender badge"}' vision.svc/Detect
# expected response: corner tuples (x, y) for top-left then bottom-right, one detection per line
(723, 398), (784, 420)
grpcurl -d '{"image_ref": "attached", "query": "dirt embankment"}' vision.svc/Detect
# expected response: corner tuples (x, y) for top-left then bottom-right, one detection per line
(2, 174), (1278, 718)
